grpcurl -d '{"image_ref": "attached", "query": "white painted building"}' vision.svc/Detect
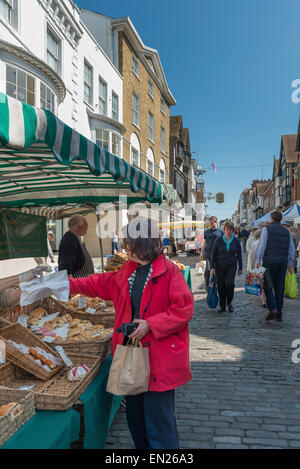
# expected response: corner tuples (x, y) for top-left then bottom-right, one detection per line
(0, 0), (125, 156)
(0, 0), (127, 257)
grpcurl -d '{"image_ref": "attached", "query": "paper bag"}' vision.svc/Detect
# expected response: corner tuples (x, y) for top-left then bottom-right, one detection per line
(106, 339), (150, 396)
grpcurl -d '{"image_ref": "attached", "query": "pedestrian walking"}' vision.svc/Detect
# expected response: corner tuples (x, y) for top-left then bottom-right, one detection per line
(58, 215), (94, 278)
(256, 210), (295, 321)
(239, 226), (250, 252)
(211, 221), (243, 313)
(112, 229), (119, 255)
(200, 216), (223, 291)
(68, 218), (194, 449)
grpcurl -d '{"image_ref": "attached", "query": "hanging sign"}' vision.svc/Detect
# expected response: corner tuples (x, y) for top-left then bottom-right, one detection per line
(216, 193), (225, 204)
(0, 209), (47, 260)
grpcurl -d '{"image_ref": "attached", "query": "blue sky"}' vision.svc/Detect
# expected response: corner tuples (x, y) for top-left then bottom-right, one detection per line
(75, 0), (300, 219)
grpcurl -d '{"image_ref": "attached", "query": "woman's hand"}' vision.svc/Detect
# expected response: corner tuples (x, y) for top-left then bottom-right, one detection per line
(238, 269), (242, 276)
(128, 319), (151, 340)
(210, 268), (216, 276)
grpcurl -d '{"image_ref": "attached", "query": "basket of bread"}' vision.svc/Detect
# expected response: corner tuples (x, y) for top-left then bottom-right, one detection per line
(0, 388), (35, 447)
(9, 299), (113, 359)
(0, 352), (101, 411)
(104, 252), (128, 272)
(0, 323), (63, 380)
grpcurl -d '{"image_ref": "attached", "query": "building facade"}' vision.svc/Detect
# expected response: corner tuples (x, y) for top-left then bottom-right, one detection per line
(80, 10), (176, 184)
(0, 0), (126, 257)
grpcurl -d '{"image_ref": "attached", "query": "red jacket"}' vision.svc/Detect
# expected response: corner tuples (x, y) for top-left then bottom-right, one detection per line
(69, 254), (194, 392)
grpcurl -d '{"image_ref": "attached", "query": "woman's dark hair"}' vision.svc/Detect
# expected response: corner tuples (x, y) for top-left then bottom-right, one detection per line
(122, 218), (163, 262)
(223, 221), (235, 232)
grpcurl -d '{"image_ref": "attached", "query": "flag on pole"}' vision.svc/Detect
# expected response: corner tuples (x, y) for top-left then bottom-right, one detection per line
(212, 162), (217, 173)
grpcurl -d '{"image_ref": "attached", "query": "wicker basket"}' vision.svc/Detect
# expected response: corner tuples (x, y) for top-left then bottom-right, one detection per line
(45, 296), (116, 326)
(0, 316), (11, 329)
(0, 324), (63, 380)
(3, 297), (114, 358)
(0, 388), (35, 447)
(0, 353), (101, 411)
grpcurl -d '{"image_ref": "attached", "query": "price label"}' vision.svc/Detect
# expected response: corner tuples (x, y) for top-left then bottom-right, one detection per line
(17, 316), (28, 328)
(55, 346), (73, 367)
(86, 307), (96, 315)
(19, 384), (35, 391)
(78, 297), (87, 309)
(42, 336), (56, 343)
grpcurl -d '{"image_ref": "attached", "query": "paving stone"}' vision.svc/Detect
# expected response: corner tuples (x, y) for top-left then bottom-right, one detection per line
(105, 258), (300, 449)
(213, 436), (241, 444)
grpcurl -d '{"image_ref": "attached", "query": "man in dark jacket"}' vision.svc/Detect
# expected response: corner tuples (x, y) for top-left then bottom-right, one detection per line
(256, 210), (295, 321)
(58, 215), (94, 278)
(200, 216), (223, 291)
(239, 227), (250, 252)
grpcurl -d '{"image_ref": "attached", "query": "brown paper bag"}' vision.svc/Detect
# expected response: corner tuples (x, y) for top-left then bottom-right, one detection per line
(106, 338), (150, 396)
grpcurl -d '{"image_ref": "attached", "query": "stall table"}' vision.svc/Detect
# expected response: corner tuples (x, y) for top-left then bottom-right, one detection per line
(182, 266), (192, 290)
(1, 356), (122, 450)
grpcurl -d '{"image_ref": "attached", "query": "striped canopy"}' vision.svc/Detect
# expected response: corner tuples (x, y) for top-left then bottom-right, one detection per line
(0, 93), (162, 208)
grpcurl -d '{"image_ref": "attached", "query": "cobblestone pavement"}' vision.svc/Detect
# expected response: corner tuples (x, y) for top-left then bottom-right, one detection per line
(105, 254), (300, 449)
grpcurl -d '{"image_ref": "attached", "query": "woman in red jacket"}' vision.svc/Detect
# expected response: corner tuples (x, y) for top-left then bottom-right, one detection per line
(69, 218), (194, 449)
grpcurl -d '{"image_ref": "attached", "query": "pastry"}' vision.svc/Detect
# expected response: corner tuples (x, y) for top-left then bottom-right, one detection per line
(0, 402), (21, 417)
(28, 307), (47, 326)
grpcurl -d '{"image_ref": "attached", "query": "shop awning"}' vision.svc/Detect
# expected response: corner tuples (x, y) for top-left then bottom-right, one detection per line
(0, 93), (162, 208)
(282, 203), (300, 222)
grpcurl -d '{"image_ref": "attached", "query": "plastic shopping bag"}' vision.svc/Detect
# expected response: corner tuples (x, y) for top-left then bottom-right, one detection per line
(245, 267), (265, 296)
(206, 275), (219, 309)
(197, 261), (205, 276)
(285, 271), (298, 299)
(20, 270), (69, 306)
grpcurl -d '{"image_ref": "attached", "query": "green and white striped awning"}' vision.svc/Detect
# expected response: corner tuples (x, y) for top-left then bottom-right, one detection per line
(0, 93), (162, 208)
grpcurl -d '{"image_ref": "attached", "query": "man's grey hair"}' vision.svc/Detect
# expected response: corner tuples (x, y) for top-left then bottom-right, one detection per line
(68, 215), (85, 229)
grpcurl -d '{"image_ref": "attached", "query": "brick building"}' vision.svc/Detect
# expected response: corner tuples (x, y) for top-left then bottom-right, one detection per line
(80, 11), (176, 184)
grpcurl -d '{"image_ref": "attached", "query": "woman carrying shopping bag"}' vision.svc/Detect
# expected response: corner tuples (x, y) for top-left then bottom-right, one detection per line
(68, 218), (194, 449)
(210, 221), (243, 313)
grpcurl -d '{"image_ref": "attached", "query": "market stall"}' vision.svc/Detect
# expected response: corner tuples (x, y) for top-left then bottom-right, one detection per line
(0, 92), (167, 448)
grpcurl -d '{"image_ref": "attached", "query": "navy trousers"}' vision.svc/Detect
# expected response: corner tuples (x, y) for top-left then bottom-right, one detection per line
(126, 390), (179, 449)
(263, 262), (287, 316)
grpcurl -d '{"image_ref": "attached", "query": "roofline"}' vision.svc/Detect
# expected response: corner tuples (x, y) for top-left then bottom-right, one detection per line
(111, 16), (176, 106)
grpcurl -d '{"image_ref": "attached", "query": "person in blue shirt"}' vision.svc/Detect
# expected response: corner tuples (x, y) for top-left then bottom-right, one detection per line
(200, 216), (223, 291)
(256, 210), (295, 322)
(211, 221), (243, 312)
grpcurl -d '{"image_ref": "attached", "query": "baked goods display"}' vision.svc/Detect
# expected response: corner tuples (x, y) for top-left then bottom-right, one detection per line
(7, 340), (61, 373)
(32, 313), (113, 342)
(8, 341), (61, 370)
(105, 252), (128, 271)
(66, 295), (113, 312)
(0, 402), (22, 417)
(172, 260), (185, 271)
(28, 307), (47, 326)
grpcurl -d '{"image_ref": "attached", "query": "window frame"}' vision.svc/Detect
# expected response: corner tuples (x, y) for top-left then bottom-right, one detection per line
(40, 81), (56, 113)
(132, 55), (140, 79)
(0, 0), (18, 30)
(46, 26), (61, 75)
(161, 126), (166, 154)
(161, 97), (166, 115)
(148, 80), (154, 99)
(112, 91), (119, 121)
(6, 64), (35, 106)
(148, 111), (154, 143)
(83, 59), (93, 106)
(95, 128), (110, 152)
(98, 76), (107, 116)
(132, 92), (140, 128)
